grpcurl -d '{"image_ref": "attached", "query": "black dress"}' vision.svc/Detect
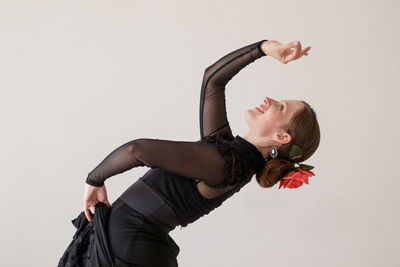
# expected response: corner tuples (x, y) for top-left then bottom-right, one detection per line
(58, 39), (268, 267)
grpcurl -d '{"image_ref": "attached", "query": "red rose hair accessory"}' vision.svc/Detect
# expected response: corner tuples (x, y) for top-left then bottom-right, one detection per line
(278, 144), (316, 189)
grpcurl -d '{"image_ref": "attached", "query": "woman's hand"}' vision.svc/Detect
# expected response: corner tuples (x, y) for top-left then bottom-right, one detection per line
(83, 183), (112, 222)
(261, 40), (311, 64)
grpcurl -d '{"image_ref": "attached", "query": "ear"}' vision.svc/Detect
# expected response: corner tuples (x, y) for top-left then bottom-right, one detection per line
(272, 131), (292, 146)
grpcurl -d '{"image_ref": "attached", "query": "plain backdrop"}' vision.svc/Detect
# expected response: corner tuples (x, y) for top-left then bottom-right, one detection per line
(1, 0), (399, 266)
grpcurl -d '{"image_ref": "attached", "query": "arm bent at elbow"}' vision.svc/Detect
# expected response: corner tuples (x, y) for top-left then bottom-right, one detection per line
(85, 138), (229, 187)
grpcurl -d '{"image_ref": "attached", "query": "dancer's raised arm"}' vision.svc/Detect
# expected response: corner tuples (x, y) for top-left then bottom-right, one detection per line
(199, 40), (267, 139)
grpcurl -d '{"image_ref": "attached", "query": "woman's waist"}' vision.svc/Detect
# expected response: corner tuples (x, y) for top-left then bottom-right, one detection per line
(118, 177), (181, 233)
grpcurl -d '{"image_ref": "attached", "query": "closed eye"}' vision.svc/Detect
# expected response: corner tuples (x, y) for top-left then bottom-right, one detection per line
(280, 100), (287, 111)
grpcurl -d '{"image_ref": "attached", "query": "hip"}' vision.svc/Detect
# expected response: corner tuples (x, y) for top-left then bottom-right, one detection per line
(108, 198), (180, 267)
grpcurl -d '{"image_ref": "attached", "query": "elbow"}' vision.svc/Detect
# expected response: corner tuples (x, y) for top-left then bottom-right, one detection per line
(203, 66), (213, 80)
(126, 140), (141, 160)
(126, 139), (150, 168)
(127, 138), (148, 154)
(127, 143), (139, 163)
(202, 69), (209, 84)
(127, 143), (136, 153)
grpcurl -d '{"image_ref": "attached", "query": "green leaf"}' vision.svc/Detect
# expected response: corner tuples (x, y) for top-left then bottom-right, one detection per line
(299, 164), (314, 171)
(289, 144), (303, 160)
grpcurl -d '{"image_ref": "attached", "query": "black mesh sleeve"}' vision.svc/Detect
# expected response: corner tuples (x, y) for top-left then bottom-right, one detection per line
(86, 138), (229, 187)
(199, 39), (267, 139)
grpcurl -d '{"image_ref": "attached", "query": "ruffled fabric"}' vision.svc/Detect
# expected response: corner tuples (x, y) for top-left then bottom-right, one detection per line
(58, 202), (114, 267)
(201, 132), (266, 188)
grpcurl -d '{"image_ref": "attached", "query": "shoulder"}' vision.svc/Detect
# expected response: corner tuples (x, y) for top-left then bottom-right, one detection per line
(201, 131), (234, 143)
(201, 132), (256, 187)
(201, 132), (236, 156)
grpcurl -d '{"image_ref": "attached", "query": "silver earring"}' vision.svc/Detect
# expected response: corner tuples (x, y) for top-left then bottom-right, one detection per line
(270, 145), (278, 159)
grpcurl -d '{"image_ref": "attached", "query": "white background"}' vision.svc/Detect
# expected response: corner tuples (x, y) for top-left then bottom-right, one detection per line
(1, 0), (399, 266)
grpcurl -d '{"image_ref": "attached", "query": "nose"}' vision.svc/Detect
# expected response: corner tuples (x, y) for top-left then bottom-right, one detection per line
(264, 97), (275, 105)
(265, 97), (279, 108)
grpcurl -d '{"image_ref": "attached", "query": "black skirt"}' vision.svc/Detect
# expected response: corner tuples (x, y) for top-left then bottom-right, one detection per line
(58, 198), (180, 267)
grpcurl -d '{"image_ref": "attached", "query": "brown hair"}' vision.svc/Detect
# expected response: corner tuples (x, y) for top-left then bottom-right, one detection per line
(256, 101), (320, 188)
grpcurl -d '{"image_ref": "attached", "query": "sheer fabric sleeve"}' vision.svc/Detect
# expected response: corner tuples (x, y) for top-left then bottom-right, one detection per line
(85, 138), (230, 187)
(199, 39), (267, 139)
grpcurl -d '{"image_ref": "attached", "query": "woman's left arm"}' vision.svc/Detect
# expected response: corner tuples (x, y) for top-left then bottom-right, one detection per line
(199, 40), (267, 139)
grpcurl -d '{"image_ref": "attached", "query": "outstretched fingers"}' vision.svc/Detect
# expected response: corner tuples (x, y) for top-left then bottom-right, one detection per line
(302, 46), (311, 56)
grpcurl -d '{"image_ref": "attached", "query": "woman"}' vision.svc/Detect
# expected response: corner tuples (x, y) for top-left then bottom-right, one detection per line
(59, 38), (319, 267)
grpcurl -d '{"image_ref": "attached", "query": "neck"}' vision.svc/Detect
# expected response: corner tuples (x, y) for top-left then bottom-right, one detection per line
(242, 131), (271, 160)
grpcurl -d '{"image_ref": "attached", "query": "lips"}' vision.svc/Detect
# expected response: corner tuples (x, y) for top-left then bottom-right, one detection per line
(255, 99), (268, 113)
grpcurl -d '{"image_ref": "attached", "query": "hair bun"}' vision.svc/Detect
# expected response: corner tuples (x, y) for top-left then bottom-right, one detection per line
(256, 158), (293, 188)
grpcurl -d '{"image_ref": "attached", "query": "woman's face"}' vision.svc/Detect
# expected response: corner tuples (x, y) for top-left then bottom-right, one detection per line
(245, 97), (305, 142)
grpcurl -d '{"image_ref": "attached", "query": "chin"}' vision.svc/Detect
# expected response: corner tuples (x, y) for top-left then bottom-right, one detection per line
(244, 109), (255, 128)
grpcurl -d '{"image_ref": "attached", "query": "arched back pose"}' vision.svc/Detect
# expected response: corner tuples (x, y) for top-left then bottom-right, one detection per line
(59, 39), (320, 267)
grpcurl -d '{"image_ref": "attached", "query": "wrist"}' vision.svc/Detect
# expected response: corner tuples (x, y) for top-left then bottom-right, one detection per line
(86, 177), (104, 187)
(261, 40), (273, 56)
